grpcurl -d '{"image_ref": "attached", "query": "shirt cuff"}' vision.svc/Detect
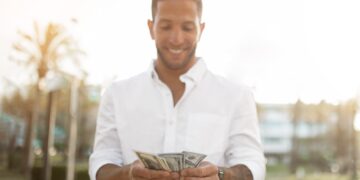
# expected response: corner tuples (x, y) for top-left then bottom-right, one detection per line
(88, 150), (123, 180)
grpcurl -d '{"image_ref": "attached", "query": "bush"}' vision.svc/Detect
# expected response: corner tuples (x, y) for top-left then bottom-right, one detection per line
(32, 165), (89, 180)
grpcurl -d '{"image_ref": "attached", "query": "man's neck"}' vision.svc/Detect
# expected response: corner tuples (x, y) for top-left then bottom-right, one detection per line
(154, 59), (196, 86)
(154, 58), (196, 106)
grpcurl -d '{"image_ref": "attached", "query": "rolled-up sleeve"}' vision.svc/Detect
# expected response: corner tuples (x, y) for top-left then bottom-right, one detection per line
(225, 87), (266, 180)
(89, 85), (123, 180)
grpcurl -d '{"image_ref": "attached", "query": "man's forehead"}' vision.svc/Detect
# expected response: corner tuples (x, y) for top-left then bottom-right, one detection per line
(156, 0), (198, 10)
(157, 0), (197, 4)
(157, 18), (197, 25)
(156, 1), (199, 18)
(155, 15), (200, 24)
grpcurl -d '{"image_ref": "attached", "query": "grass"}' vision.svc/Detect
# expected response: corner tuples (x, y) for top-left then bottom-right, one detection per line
(0, 162), (354, 180)
(266, 173), (349, 180)
(266, 164), (350, 180)
(0, 166), (25, 180)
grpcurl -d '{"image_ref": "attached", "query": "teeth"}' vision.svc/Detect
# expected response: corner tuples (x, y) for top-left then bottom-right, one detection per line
(169, 49), (183, 54)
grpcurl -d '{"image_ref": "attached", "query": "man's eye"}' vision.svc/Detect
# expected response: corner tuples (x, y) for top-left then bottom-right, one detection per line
(183, 26), (194, 31)
(160, 26), (171, 30)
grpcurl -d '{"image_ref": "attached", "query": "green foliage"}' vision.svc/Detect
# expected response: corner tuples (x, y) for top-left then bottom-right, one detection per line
(266, 164), (349, 180)
(32, 165), (89, 180)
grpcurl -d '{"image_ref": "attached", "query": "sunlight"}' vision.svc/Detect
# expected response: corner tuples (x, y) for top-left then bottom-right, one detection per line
(1, 0), (360, 104)
(354, 111), (360, 131)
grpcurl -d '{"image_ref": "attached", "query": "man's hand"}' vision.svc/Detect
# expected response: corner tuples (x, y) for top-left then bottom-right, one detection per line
(180, 161), (219, 180)
(131, 160), (179, 180)
(96, 160), (179, 180)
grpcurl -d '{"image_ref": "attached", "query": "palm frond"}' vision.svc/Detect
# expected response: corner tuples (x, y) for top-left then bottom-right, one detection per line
(34, 22), (41, 46)
(12, 42), (35, 56)
(12, 21), (87, 82)
(17, 30), (34, 43)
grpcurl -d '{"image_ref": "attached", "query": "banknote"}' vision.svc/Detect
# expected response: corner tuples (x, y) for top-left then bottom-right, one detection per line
(182, 151), (207, 168)
(134, 151), (164, 170)
(157, 156), (171, 171)
(158, 153), (184, 171)
(135, 150), (206, 172)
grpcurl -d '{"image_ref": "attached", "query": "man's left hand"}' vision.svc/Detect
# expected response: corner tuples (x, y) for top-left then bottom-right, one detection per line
(180, 161), (219, 180)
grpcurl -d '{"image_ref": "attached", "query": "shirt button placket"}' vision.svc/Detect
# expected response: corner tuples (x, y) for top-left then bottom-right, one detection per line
(168, 110), (177, 151)
(163, 88), (176, 152)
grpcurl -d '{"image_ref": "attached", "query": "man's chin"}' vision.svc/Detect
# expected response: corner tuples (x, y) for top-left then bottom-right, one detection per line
(157, 48), (196, 70)
(162, 61), (187, 70)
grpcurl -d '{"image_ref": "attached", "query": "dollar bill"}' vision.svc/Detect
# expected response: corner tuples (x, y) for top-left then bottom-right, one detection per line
(182, 151), (207, 168)
(157, 156), (171, 171)
(158, 153), (184, 171)
(134, 151), (164, 170)
(134, 150), (206, 171)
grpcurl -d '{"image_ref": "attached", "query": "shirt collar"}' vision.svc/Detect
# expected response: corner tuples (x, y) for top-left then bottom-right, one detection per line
(148, 57), (207, 84)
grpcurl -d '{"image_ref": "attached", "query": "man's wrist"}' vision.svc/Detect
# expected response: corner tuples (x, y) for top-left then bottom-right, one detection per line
(218, 167), (225, 180)
(225, 164), (253, 180)
(96, 164), (130, 180)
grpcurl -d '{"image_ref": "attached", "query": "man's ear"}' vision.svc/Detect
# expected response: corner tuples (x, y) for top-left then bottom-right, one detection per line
(197, 22), (206, 41)
(147, 19), (155, 40)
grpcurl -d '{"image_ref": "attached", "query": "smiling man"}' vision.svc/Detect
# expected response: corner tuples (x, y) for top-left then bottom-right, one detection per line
(89, 0), (266, 180)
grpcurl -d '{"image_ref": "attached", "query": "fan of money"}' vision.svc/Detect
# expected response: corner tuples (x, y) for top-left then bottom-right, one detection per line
(135, 150), (207, 172)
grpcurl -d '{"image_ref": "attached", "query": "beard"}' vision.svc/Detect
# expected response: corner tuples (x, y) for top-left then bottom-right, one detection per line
(156, 45), (197, 70)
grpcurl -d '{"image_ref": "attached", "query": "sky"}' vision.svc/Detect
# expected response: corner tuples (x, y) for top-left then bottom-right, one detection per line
(1, 0), (360, 104)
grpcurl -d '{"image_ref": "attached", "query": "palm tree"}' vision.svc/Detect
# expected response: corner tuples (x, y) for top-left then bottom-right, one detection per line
(11, 21), (84, 180)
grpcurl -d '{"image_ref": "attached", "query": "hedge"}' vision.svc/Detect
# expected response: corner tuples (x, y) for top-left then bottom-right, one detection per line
(32, 166), (89, 180)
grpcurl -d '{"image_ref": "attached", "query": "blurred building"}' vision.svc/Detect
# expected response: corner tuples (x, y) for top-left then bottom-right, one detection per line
(258, 103), (334, 166)
(259, 104), (293, 164)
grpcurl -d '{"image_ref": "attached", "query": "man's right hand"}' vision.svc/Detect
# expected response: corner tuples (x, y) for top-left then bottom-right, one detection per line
(130, 160), (179, 180)
(97, 160), (179, 180)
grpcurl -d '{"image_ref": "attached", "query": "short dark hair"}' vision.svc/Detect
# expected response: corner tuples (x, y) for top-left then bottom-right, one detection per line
(151, 0), (203, 21)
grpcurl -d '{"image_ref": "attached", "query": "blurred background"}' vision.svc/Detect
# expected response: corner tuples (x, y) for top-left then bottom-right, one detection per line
(1, 0), (360, 180)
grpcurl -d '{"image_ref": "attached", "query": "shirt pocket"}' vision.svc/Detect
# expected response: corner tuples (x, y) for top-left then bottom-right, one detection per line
(185, 113), (228, 156)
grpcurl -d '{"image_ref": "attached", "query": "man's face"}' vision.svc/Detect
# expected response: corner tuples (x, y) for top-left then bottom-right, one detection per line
(148, 0), (205, 71)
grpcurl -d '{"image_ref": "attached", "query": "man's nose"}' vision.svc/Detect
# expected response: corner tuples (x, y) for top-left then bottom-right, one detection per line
(169, 28), (184, 46)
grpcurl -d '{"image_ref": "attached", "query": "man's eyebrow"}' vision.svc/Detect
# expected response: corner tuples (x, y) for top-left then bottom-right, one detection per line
(183, 21), (196, 25)
(157, 18), (196, 24)
(157, 19), (171, 23)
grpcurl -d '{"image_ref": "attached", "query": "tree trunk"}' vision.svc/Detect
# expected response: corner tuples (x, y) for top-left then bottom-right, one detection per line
(43, 91), (57, 180)
(66, 79), (80, 180)
(23, 86), (40, 180)
(8, 122), (20, 170)
(350, 101), (357, 180)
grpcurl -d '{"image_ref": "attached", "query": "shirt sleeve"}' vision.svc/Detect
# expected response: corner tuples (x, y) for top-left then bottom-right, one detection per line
(89, 84), (124, 180)
(225, 87), (266, 180)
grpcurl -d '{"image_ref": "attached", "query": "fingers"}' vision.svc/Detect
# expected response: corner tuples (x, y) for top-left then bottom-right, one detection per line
(131, 160), (218, 180)
(181, 161), (218, 178)
(133, 167), (171, 178)
(148, 172), (179, 180)
(132, 178), (148, 180)
(132, 174), (177, 180)
(131, 160), (171, 179)
(170, 172), (180, 179)
(182, 174), (218, 180)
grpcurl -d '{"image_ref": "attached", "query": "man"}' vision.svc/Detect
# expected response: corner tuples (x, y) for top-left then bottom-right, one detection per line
(89, 0), (266, 180)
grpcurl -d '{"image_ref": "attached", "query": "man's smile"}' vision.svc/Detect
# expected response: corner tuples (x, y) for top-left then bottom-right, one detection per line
(169, 48), (184, 54)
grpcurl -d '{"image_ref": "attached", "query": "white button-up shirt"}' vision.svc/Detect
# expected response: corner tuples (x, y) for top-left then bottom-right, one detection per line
(89, 58), (266, 180)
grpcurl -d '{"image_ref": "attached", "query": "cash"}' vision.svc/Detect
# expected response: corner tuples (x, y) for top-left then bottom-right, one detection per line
(134, 150), (206, 172)
(182, 151), (207, 168)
